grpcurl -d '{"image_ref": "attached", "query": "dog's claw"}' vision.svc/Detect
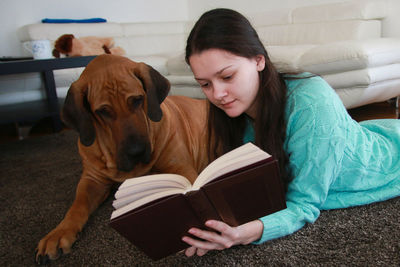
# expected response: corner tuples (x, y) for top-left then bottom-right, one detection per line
(58, 248), (64, 257)
(35, 247), (64, 265)
(43, 255), (50, 265)
(35, 254), (49, 265)
(34, 250), (38, 265)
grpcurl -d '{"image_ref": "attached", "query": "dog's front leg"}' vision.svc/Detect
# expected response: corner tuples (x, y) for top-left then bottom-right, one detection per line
(35, 177), (111, 264)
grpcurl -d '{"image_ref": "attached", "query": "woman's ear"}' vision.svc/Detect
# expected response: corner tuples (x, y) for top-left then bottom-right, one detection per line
(255, 55), (266, 71)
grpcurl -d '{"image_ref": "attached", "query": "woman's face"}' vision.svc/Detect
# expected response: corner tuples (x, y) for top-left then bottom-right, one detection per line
(189, 49), (265, 118)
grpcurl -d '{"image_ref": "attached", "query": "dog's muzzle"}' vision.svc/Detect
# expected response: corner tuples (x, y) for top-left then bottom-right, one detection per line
(117, 135), (152, 172)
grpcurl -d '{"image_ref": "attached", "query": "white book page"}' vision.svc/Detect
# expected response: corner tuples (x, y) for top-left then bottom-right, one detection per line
(197, 143), (257, 182)
(192, 150), (269, 190)
(118, 173), (191, 190)
(192, 143), (270, 189)
(113, 187), (175, 209)
(111, 188), (185, 220)
(115, 174), (191, 199)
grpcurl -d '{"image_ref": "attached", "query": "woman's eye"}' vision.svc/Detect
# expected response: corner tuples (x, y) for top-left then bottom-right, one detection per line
(200, 83), (210, 88)
(223, 75), (232, 81)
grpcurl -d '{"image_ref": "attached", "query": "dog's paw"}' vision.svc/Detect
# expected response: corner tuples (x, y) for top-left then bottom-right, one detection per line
(35, 227), (78, 265)
(35, 248), (64, 265)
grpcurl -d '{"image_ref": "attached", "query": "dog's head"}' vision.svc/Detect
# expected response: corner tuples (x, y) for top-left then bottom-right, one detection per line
(62, 54), (170, 172)
(53, 34), (75, 58)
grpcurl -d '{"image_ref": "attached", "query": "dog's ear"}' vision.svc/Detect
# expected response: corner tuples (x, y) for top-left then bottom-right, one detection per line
(61, 82), (96, 146)
(54, 34), (74, 54)
(52, 49), (60, 58)
(133, 63), (170, 122)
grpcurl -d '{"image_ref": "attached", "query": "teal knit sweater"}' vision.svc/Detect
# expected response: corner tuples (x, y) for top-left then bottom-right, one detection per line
(244, 75), (400, 244)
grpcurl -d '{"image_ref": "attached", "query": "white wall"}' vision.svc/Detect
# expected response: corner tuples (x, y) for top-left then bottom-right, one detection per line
(0, 0), (188, 57)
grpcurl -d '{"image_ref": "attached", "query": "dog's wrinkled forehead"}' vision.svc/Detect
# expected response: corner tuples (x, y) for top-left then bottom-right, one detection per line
(80, 55), (145, 107)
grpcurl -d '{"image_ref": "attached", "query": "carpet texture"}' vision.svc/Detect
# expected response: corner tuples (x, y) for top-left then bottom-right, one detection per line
(1, 130), (399, 266)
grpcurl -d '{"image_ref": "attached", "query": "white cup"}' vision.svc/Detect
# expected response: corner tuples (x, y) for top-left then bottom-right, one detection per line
(23, 40), (53, 59)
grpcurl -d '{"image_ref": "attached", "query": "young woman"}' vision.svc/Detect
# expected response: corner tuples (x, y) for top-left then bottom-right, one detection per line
(181, 8), (400, 257)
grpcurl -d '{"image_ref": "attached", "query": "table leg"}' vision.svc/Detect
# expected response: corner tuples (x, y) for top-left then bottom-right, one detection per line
(42, 70), (63, 132)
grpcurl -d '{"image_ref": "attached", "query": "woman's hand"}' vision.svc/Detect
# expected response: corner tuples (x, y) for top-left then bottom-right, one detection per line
(182, 219), (263, 257)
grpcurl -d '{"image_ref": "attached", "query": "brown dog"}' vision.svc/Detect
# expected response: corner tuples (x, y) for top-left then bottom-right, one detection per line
(35, 54), (208, 264)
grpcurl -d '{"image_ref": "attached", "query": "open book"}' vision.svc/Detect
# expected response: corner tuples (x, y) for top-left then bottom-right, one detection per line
(109, 142), (286, 260)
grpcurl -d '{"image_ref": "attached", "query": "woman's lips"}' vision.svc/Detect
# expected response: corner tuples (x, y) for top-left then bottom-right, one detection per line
(221, 99), (236, 108)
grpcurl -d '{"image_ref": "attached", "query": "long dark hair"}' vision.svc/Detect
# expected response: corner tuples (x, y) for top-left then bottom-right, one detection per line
(186, 8), (290, 189)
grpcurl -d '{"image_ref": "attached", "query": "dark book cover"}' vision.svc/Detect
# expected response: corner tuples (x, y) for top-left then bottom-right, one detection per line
(109, 158), (286, 260)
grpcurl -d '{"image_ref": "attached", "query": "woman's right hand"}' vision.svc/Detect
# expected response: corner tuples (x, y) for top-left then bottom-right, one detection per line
(182, 219), (264, 257)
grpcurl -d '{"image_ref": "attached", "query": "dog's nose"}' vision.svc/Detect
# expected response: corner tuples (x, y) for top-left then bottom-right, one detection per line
(126, 142), (146, 157)
(117, 137), (151, 172)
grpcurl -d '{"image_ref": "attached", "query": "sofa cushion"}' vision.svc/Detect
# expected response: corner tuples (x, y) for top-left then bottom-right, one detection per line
(166, 45), (314, 75)
(266, 45), (315, 72)
(256, 20), (381, 46)
(166, 53), (192, 75)
(292, 0), (387, 23)
(322, 64), (400, 89)
(121, 21), (189, 36)
(115, 34), (186, 57)
(167, 82), (204, 99)
(126, 55), (169, 75)
(167, 75), (197, 86)
(17, 22), (123, 42)
(300, 38), (400, 74)
(249, 8), (292, 26)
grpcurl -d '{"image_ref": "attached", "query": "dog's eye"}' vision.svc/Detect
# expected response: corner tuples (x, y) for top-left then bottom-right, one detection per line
(95, 106), (114, 120)
(129, 96), (144, 110)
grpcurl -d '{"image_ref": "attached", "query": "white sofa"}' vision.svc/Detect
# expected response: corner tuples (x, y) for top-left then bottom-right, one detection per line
(6, 0), (400, 109)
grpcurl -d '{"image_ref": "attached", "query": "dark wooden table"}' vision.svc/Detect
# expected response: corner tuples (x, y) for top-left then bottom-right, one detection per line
(0, 56), (96, 131)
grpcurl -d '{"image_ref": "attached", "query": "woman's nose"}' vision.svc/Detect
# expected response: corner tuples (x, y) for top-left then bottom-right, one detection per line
(213, 81), (228, 100)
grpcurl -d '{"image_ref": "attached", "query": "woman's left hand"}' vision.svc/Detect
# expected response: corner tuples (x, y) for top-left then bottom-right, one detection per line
(181, 219), (263, 257)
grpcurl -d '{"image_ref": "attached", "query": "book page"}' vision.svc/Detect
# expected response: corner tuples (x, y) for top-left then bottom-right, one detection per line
(115, 173), (191, 199)
(113, 187), (176, 209)
(111, 188), (185, 220)
(193, 150), (269, 189)
(118, 173), (191, 190)
(192, 143), (270, 190)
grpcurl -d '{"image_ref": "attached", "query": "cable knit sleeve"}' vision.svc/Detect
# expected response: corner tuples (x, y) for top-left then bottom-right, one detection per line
(253, 76), (348, 244)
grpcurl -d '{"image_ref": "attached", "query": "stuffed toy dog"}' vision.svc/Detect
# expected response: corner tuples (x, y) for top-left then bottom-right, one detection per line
(52, 34), (125, 58)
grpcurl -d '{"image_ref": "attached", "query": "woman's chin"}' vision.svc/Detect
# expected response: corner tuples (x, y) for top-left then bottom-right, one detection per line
(223, 108), (243, 118)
